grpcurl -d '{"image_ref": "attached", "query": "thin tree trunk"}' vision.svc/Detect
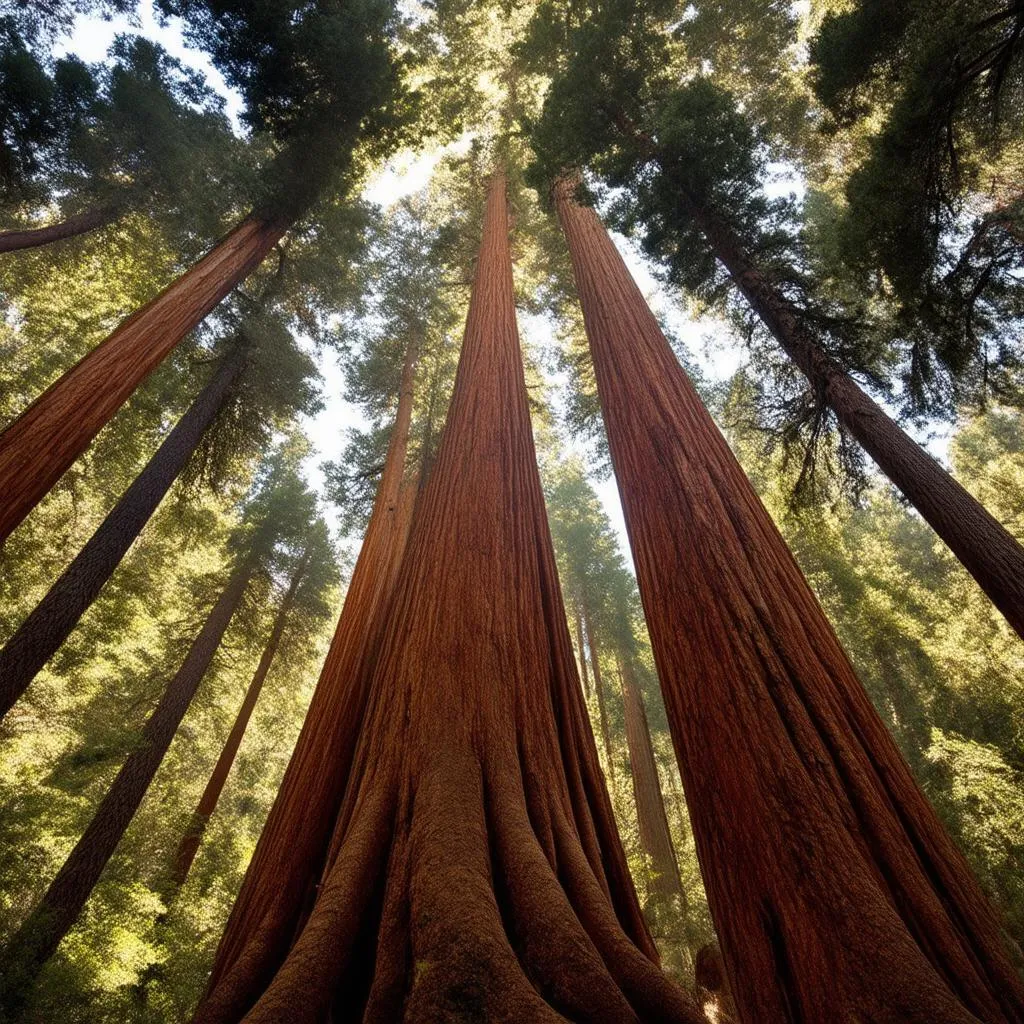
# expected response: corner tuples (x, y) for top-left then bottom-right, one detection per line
(556, 183), (1024, 1024)
(0, 212), (289, 546)
(196, 336), (422, 1021)
(0, 202), (122, 254)
(198, 172), (704, 1024)
(575, 603), (591, 696)
(0, 346), (247, 719)
(618, 656), (683, 904)
(0, 555), (256, 1011)
(583, 605), (617, 797)
(170, 549), (311, 888)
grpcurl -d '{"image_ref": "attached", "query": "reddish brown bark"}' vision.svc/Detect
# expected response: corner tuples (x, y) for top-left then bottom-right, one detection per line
(0, 202), (122, 254)
(199, 173), (704, 1024)
(556, 183), (1024, 1024)
(618, 657), (683, 904)
(170, 549), (311, 888)
(194, 337), (423, 1022)
(0, 555), (256, 1013)
(583, 605), (617, 797)
(0, 213), (289, 546)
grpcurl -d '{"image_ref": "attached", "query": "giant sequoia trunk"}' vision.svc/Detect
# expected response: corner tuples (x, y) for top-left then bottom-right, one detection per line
(555, 183), (1024, 1024)
(197, 174), (704, 1024)
(0, 346), (247, 719)
(617, 657), (683, 905)
(195, 337), (423, 1021)
(0, 555), (256, 1010)
(170, 549), (310, 888)
(0, 212), (289, 545)
(583, 606), (617, 796)
(0, 202), (123, 254)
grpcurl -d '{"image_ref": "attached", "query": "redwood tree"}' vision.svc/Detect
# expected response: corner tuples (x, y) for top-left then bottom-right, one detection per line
(197, 173), (704, 1024)
(555, 183), (1024, 1023)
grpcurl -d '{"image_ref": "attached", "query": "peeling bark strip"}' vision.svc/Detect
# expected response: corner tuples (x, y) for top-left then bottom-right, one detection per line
(0, 213), (289, 545)
(0, 203), (122, 254)
(0, 347), (248, 719)
(171, 549), (311, 888)
(201, 174), (705, 1024)
(556, 183), (1024, 1024)
(195, 338), (421, 1022)
(0, 556), (256, 1012)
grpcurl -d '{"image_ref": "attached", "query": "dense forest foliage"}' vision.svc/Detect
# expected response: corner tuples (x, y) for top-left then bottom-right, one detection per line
(0, 0), (1021, 1021)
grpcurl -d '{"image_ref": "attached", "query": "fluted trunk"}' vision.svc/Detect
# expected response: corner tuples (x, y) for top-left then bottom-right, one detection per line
(0, 202), (122, 254)
(170, 549), (310, 888)
(0, 555), (256, 1012)
(0, 213), (289, 545)
(556, 182), (1024, 1024)
(196, 173), (704, 1024)
(0, 346), (248, 718)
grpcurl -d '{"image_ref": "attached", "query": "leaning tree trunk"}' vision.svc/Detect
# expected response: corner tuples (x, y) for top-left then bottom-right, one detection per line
(195, 337), (423, 1022)
(170, 549), (310, 888)
(618, 656), (684, 905)
(555, 183), (1024, 1024)
(583, 605), (617, 797)
(0, 202), (122, 254)
(199, 173), (705, 1024)
(0, 212), (289, 545)
(574, 603), (591, 696)
(0, 553), (256, 1012)
(0, 345), (247, 719)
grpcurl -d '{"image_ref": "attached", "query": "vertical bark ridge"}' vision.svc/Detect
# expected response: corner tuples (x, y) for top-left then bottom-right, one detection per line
(0, 213), (289, 545)
(214, 173), (702, 1024)
(0, 555), (256, 1011)
(0, 346), (248, 719)
(170, 548), (311, 887)
(555, 182), (1024, 1024)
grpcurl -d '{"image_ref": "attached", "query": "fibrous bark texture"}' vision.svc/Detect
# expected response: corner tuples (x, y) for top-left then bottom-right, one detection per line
(0, 213), (288, 545)
(0, 347), (247, 719)
(200, 173), (704, 1024)
(556, 182), (1024, 1024)
(195, 338), (422, 1022)
(171, 549), (310, 888)
(618, 657), (682, 904)
(0, 203), (122, 254)
(0, 556), (255, 1010)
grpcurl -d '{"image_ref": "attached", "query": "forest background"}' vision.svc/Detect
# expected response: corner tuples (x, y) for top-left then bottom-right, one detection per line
(0, 0), (1021, 1021)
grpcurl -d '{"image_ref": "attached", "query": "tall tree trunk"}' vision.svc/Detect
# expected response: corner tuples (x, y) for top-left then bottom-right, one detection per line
(0, 346), (247, 719)
(195, 336), (423, 1021)
(555, 183), (1024, 1024)
(0, 212), (289, 546)
(170, 549), (311, 888)
(583, 605), (617, 797)
(0, 555), (256, 1011)
(197, 173), (704, 1024)
(0, 202), (122, 254)
(575, 602), (591, 696)
(618, 656), (683, 905)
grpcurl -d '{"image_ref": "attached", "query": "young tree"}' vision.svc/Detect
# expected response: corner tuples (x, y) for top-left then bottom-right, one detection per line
(199, 172), (703, 1024)
(527, 2), (1024, 641)
(554, 183), (1024, 1023)
(0, 0), (410, 545)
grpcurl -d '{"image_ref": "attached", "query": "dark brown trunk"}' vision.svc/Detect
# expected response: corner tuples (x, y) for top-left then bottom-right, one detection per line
(687, 196), (1024, 640)
(195, 336), (422, 1022)
(198, 173), (704, 1024)
(0, 555), (255, 1011)
(618, 657), (683, 904)
(170, 549), (310, 888)
(556, 183), (1024, 1024)
(0, 347), (247, 719)
(695, 943), (739, 1024)
(575, 603), (591, 696)
(0, 212), (289, 546)
(583, 605), (617, 797)
(0, 202), (122, 254)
